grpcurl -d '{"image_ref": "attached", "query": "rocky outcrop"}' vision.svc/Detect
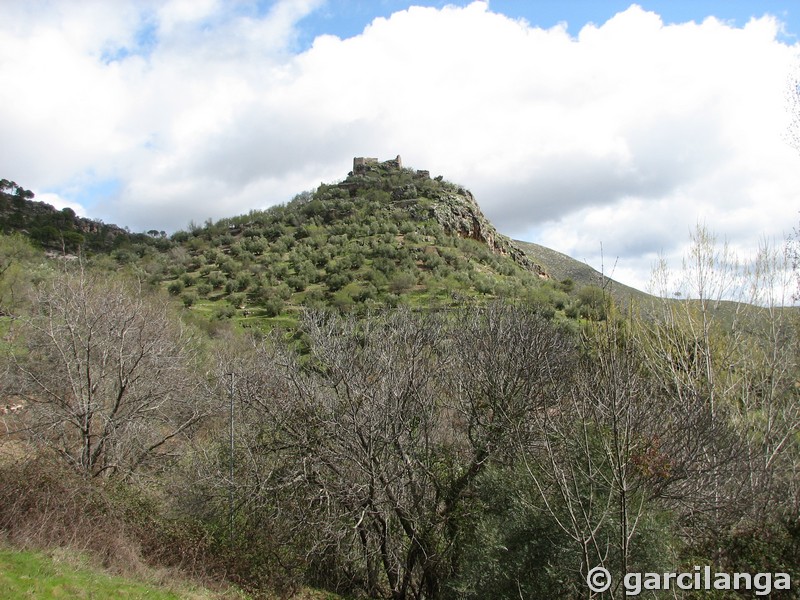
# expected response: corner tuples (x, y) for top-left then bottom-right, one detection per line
(429, 187), (547, 277)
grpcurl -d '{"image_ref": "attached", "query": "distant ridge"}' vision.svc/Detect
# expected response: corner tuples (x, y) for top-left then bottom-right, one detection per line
(0, 181), (138, 253)
(515, 239), (650, 303)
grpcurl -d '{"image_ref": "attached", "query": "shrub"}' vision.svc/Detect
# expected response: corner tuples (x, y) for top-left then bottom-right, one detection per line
(262, 297), (284, 317)
(207, 271), (226, 288)
(575, 285), (614, 321)
(287, 275), (308, 292)
(213, 305), (236, 320)
(181, 292), (197, 308)
(389, 271), (416, 294)
(167, 280), (184, 295)
(326, 272), (351, 293)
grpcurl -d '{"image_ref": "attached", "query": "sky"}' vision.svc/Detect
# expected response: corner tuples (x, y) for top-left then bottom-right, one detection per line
(1, 0), (799, 293)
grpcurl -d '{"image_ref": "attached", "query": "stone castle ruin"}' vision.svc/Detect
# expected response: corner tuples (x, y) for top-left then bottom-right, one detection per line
(352, 155), (403, 173)
(351, 155), (431, 180)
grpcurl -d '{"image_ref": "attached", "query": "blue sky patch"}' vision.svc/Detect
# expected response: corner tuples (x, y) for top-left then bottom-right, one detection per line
(294, 0), (797, 48)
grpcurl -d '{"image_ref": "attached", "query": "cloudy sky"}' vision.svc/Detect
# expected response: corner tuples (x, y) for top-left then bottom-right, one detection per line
(1, 0), (799, 292)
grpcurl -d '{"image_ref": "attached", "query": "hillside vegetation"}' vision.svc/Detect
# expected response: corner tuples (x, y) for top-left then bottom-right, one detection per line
(515, 238), (651, 304)
(152, 159), (569, 327)
(0, 179), (154, 254)
(0, 162), (797, 599)
(0, 160), (640, 327)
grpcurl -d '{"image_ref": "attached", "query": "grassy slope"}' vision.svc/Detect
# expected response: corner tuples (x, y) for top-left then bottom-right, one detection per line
(0, 547), (351, 600)
(0, 548), (198, 599)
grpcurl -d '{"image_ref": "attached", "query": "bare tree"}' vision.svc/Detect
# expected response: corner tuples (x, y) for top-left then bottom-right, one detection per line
(636, 226), (799, 543)
(5, 267), (209, 477)
(226, 303), (575, 600)
(276, 308), (448, 599)
(786, 66), (800, 155)
(734, 241), (800, 520)
(519, 320), (696, 599)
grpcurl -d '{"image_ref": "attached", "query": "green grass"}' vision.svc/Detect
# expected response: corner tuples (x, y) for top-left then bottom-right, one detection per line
(0, 548), (219, 599)
(0, 547), (352, 600)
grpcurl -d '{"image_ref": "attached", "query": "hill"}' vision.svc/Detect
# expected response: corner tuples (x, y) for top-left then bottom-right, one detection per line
(0, 179), (163, 254)
(1, 160), (643, 327)
(152, 156), (587, 327)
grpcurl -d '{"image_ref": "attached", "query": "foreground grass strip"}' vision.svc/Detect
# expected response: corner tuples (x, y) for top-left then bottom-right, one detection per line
(0, 548), (183, 599)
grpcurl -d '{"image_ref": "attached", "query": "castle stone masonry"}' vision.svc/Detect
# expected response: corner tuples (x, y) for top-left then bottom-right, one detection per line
(352, 157), (378, 170)
(352, 155), (403, 173)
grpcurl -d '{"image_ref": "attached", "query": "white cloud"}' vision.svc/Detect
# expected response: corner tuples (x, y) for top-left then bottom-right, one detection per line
(35, 193), (88, 217)
(0, 1), (798, 292)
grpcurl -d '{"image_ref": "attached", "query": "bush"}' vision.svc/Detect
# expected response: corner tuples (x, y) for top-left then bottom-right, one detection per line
(262, 297), (284, 317)
(389, 271), (417, 294)
(0, 455), (140, 569)
(287, 275), (308, 292)
(167, 280), (184, 295)
(207, 271), (226, 289)
(575, 285), (614, 321)
(234, 273), (252, 292)
(214, 305), (236, 320)
(326, 272), (351, 292)
(181, 292), (197, 308)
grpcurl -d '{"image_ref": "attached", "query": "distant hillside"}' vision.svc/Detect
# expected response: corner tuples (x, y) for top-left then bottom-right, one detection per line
(515, 239), (651, 305)
(0, 179), (155, 253)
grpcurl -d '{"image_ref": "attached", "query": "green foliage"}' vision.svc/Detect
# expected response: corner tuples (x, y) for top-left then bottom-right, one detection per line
(0, 233), (42, 313)
(167, 280), (184, 295)
(388, 270), (416, 294)
(566, 284), (615, 321)
(181, 291), (197, 307)
(214, 305), (236, 319)
(448, 466), (570, 599)
(0, 184), (171, 254)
